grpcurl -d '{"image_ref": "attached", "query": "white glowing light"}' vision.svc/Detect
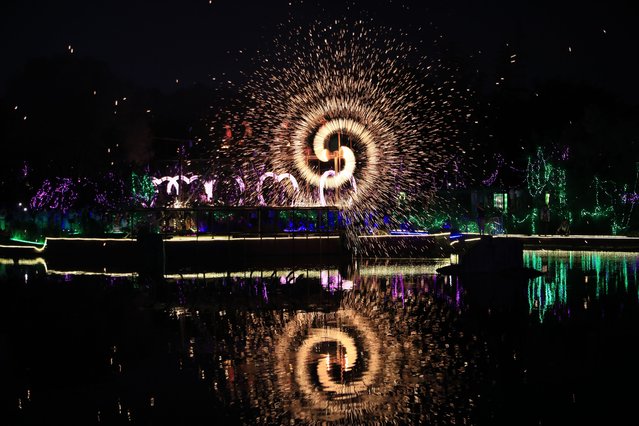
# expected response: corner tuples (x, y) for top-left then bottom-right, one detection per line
(234, 176), (246, 193)
(203, 179), (217, 201)
(307, 118), (367, 188)
(232, 176), (246, 205)
(318, 170), (335, 207)
(152, 175), (199, 195)
(318, 170), (357, 207)
(289, 109), (380, 200)
(200, 177), (245, 204)
(257, 172), (300, 205)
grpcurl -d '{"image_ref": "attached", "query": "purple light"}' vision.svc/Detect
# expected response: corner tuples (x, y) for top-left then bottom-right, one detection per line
(482, 169), (499, 187)
(30, 177), (78, 212)
(622, 192), (639, 204)
(482, 154), (504, 187)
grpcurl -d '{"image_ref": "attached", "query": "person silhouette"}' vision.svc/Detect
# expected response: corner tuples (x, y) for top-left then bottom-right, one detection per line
(540, 204), (550, 235)
(476, 202), (486, 235)
(556, 218), (570, 236)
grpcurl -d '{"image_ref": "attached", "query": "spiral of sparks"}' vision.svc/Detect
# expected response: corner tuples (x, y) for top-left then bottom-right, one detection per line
(235, 20), (469, 235)
(273, 309), (395, 423)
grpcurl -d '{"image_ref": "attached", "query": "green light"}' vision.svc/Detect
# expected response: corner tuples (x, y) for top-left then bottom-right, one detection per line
(9, 236), (46, 246)
(526, 147), (570, 232)
(580, 175), (638, 235)
(131, 172), (156, 206)
(493, 193), (506, 210)
(525, 254), (568, 323)
(527, 251), (638, 322)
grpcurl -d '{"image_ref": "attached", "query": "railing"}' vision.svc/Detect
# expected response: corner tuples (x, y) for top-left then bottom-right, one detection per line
(103, 206), (345, 239)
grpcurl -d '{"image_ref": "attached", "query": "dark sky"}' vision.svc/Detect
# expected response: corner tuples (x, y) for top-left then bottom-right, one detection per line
(2, 0), (639, 102)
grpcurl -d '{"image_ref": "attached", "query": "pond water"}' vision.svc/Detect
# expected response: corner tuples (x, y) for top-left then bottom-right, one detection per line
(2, 251), (638, 425)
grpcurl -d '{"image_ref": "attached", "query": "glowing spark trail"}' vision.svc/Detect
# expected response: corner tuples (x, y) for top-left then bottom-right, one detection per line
(216, 19), (470, 252)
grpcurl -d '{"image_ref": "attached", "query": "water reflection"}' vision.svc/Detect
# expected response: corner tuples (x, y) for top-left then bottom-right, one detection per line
(5, 257), (475, 424)
(524, 250), (639, 322)
(274, 310), (384, 422)
(153, 259), (477, 425)
(7, 252), (638, 424)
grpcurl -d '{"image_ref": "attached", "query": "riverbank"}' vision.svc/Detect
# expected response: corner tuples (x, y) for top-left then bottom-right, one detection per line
(2, 233), (639, 274)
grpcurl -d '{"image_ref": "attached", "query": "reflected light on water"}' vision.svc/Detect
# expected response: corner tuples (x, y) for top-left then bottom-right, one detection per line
(4, 251), (639, 424)
(525, 250), (639, 322)
(220, 264), (477, 424)
(274, 309), (385, 422)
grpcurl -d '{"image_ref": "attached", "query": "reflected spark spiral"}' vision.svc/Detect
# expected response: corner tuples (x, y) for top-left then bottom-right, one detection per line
(274, 309), (397, 423)
(242, 20), (468, 230)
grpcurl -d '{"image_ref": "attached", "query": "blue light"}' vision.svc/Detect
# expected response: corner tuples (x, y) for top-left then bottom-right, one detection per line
(389, 230), (430, 236)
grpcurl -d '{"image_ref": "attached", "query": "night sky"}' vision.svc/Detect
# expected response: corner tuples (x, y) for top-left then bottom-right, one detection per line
(2, 0), (639, 103)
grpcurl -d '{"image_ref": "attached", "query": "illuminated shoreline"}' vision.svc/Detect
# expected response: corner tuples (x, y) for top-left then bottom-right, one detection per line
(3, 234), (639, 262)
